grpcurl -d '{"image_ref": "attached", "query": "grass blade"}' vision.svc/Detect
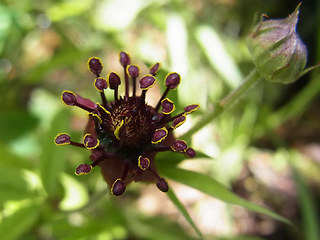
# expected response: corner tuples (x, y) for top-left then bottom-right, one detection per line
(166, 188), (203, 239)
(161, 166), (290, 224)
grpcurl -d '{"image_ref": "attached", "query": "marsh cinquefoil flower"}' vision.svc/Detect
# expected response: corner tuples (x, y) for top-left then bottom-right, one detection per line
(55, 52), (199, 196)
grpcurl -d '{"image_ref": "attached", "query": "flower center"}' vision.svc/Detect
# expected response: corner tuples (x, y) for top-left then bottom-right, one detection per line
(99, 96), (157, 158)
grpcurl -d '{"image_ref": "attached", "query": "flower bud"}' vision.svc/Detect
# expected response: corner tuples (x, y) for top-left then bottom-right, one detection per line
(248, 4), (307, 84)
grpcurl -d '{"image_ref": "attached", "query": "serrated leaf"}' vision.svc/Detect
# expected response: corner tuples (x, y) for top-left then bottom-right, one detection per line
(161, 167), (290, 224)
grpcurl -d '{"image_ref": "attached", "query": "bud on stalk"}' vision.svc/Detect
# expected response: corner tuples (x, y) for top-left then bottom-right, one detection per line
(248, 4), (311, 84)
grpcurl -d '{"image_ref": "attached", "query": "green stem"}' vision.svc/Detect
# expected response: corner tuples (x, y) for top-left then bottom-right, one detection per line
(182, 69), (261, 139)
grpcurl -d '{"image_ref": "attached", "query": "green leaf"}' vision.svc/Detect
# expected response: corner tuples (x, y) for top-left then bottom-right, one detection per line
(291, 153), (320, 240)
(195, 25), (243, 88)
(40, 109), (70, 197)
(160, 167), (290, 224)
(0, 164), (36, 202)
(0, 203), (40, 240)
(166, 189), (203, 239)
(0, 4), (12, 55)
(156, 151), (210, 168)
(23, 48), (88, 84)
(0, 110), (38, 143)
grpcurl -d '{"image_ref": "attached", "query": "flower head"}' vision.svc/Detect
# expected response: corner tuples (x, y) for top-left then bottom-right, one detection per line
(55, 52), (199, 196)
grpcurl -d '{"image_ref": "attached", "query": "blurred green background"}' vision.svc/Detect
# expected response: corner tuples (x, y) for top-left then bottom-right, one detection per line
(0, 0), (319, 239)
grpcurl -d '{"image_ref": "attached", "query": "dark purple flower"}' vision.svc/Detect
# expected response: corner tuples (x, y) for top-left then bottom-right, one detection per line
(55, 52), (199, 196)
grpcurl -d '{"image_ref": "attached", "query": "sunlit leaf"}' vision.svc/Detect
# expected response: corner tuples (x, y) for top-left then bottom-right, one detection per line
(93, 0), (151, 32)
(48, 0), (93, 22)
(195, 25), (243, 88)
(0, 4), (11, 55)
(0, 163), (36, 202)
(0, 202), (40, 240)
(161, 166), (290, 224)
(59, 173), (89, 211)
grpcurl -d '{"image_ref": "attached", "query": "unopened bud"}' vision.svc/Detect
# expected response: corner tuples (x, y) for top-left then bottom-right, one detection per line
(248, 4), (308, 84)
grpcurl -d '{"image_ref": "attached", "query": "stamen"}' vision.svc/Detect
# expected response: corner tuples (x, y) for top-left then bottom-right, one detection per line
(111, 163), (129, 196)
(156, 178), (169, 192)
(155, 87), (170, 111)
(140, 75), (156, 102)
(111, 178), (126, 196)
(148, 168), (169, 192)
(151, 127), (168, 144)
(83, 133), (100, 149)
(107, 72), (121, 101)
(88, 57), (103, 76)
(54, 133), (85, 148)
(139, 75), (156, 90)
(75, 164), (92, 176)
(61, 91), (95, 112)
(160, 98), (175, 114)
(54, 133), (71, 146)
(165, 72), (181, 89)
(171, 140), (188, 152)
(120, 52), (131, 101)
(61, 91), (77, 106)
(127, 64), (140, 97)
(94, 77), (108, 107)
(119, 52), (130, 67)
(138, 156), (150, 170)
(155, 72), (180, 111)
(184, 104), (200, 115)
(185, 148), (196, 158)
(171, 114), (186, 129)
(149, 62), (161, 76)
